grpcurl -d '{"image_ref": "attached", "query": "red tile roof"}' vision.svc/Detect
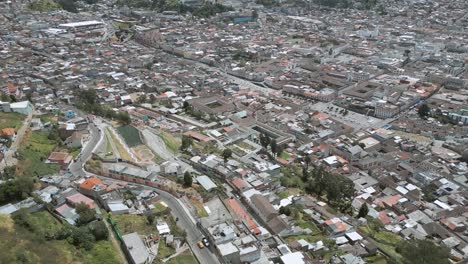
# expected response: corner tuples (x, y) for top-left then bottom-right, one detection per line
(79, 177), (102, 190)
(226, 198), (257, 231)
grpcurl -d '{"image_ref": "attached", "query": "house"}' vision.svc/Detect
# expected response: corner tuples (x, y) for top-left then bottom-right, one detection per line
(160, 161), (183, 177)
(66, 192), (95, 208)
(122, 232), (150, 264)
(47, 152), (73, 168)
(0, 128), (16, 140)
(64, 110), (76, 119)
(325, 218), (348, 234)
(250, 194), (277, 222)
(9, 101), (33, 115)
(65, 131), (83, 148)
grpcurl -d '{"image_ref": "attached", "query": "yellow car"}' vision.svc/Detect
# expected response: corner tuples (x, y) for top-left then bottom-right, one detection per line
(197, 241), (204, 249)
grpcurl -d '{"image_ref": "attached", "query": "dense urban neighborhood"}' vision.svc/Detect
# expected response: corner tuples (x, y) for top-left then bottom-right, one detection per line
(0, 0), (467, 263)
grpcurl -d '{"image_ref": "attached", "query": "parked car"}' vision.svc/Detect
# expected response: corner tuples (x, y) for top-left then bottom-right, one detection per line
(202, 237), (210, 247)
(197, 241), (204, 249)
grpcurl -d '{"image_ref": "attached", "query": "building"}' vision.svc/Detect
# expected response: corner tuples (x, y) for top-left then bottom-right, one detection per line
(250, 194), (277, 222)
(0, 101), (32, 115)
(47, 152), (73, 168)
(122, 232), (150, 264)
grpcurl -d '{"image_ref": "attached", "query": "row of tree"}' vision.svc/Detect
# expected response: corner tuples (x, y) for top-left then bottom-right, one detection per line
(259, 133), (283, 157)
(75, 90), (131, 125)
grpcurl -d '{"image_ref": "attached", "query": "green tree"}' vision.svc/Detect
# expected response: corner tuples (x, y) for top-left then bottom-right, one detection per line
(71, 226), (95, 250)
(222, 148), (232, 163)
(279, 206), (292, 216)
(1, 93), (10, 102)
(117, 112), (131, 125)
(75, 202), (96, 226)
(418, 104), (431, 119)
(183, 101), (190, 112)
(270, 139), (277, 156)
(259, 133), (271, 149)
(183, 171), (192, 188)
(146, 214), (155, 225)
(58, 0), (78, 12)
(137, 94), (147, 104)
(304, 155), (311, 168)
(397, 239), (450, 264)
(180, 135), (193, 151)
(357, 203), (369, 218)
(88, 221), (109, 241)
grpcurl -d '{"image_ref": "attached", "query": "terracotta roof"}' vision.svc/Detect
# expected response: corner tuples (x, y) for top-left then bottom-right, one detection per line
(1, 128), (15, 136)
(79, 177), (102, 190)
(48, 152), (71, 162)
(66, 193), (94, 209)
(183, 131), (213, 142)
(226, 198), (257, 230)
(231, 177), (249, 190)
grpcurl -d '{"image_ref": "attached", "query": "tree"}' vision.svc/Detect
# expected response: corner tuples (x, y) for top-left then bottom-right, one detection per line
(397, 239), (450, 264)
(222, 148), (232, 163)
(279, 206), (292, 216)
(137, 94), (147, 104)
(180, 135), (193, 151)
(26, 93), (33, 103)
(418, 104), (430, 119)
(357, 203), (369, 218)
(9, 95), (17, 102)
(0, 93), (10, 102)
(270, 139), (277, 156)
(183, 171), (192, 188)
(183, 101), (190, 112)
(58, 0), (78, 13)
(259, 133), (270, 149)
(117, 112), (131, 125)
(71, 226), (95, 250)
(146, 214), (155, 225)
(88, 220), (109, 241)
(75, 202), (96, 226)
(304, 155), (311, 168)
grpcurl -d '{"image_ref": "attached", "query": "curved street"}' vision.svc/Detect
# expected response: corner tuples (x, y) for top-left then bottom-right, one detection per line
(70, 118), (219, 264)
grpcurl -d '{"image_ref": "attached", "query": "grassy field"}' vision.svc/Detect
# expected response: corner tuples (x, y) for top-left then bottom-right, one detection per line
(0, 211), (121, 264)
(192, 200), (209, 218)
(158, 240), (176, 259)
(16, 130), (60, 176)
(117, 125), (143, 147)
(165, 251), (197, 264)
(159, 131), (181, 153)
(113, 214), (155, 235)
(107, 128), (133, 161)
(0, 112), (24, 130)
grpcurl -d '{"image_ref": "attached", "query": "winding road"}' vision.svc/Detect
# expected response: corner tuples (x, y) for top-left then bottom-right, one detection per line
(70, 118), (220, 264)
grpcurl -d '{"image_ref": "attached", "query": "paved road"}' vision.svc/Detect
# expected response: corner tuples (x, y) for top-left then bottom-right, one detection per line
(69, 119), (101, 177)
(94, 174), (219, 264)
(73, 120), (219, 264)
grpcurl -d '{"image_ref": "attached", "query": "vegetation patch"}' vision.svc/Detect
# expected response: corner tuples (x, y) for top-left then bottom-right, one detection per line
(117, 125), (143, 147)
(16, 130), (60, 177)
(0, 210), (120, 264)
(165, 251), (197, 264)
(160, 131), (181, 153)
(107, 128), (133, 161)
(113, 214), (155, 235)
(0, 112), (24, 130)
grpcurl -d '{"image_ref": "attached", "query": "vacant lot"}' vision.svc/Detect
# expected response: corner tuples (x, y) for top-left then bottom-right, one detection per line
(16, 130), (60, 176)
(160, 131), (181, 153)
(117, 125), (143, 147)
(0, 112), (24, 130)
(113, 214), (155, 235)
